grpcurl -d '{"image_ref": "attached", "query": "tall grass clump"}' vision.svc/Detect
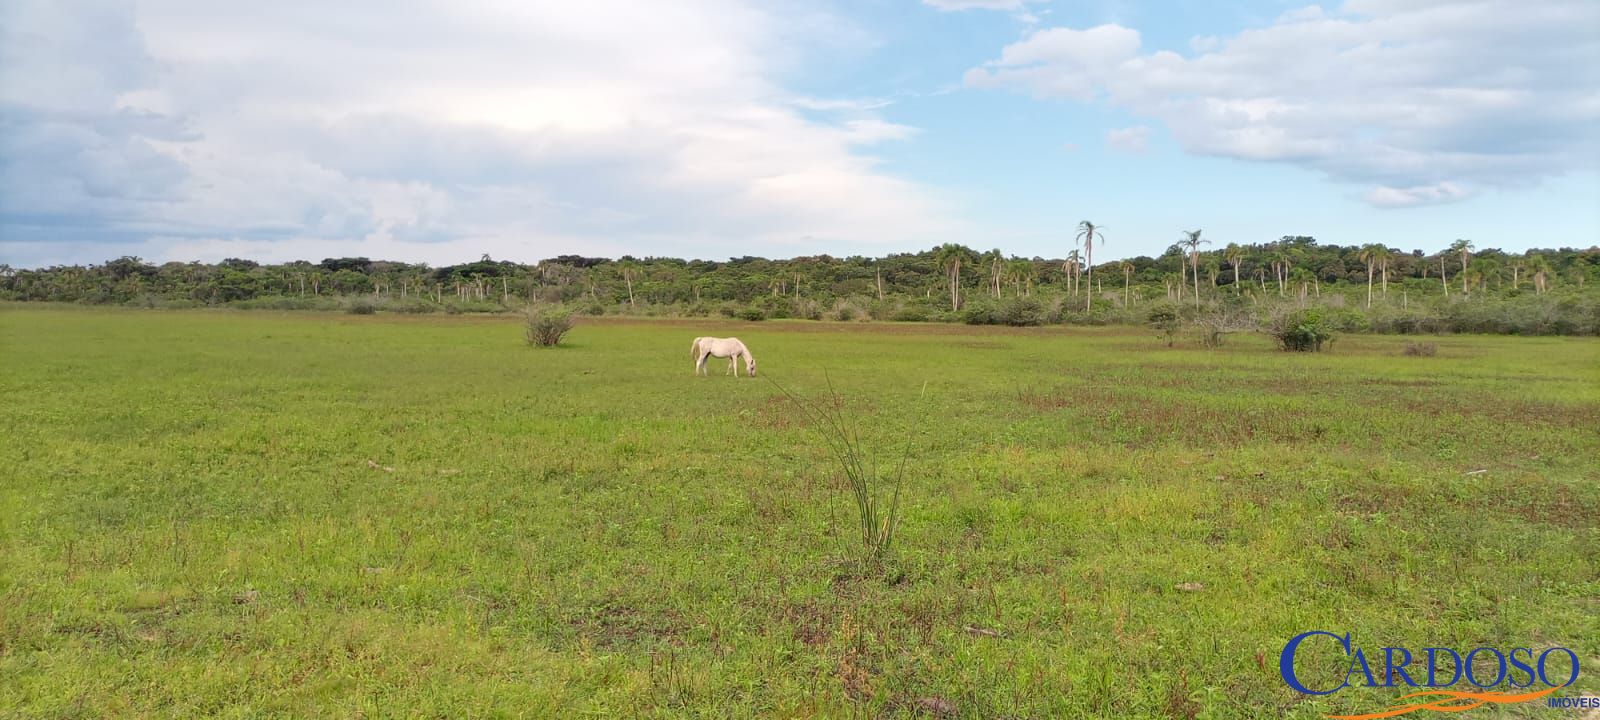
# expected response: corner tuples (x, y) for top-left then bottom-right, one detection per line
(1403, 341), (1438, 357)
(769, 376), (920, 563)
(524, 306), (574, 347)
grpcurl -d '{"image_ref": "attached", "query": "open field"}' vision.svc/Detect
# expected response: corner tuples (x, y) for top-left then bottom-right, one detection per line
(1, 306), (1597, 718)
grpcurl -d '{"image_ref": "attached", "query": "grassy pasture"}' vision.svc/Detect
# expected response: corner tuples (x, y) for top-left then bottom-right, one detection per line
(1, 306), (1596, 718)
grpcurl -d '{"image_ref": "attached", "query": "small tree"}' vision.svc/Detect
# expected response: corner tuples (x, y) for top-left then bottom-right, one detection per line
(1147, 304), (1181, 347)
(525, 306), (574, 347)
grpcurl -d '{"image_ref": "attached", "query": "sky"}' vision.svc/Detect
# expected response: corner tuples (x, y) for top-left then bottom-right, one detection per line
(1, 0), (1597, 268)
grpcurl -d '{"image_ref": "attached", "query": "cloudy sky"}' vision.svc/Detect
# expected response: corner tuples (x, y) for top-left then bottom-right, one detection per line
(2, 0), (1596, 267)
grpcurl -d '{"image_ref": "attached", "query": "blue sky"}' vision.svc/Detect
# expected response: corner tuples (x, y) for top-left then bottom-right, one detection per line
(2, 0), (1596, 267)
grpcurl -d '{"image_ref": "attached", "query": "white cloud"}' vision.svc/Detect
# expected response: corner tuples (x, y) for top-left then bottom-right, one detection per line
(0, 0), (962, 266)
(1362, 182), (1471, 208)
(964, 0), (1600, 207)
(922, 0), (1042, 23)
(923, 0), (1028, 10)
(1106, 125), (1149, 154)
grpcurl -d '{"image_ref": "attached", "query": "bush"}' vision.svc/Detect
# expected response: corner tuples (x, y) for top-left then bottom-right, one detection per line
(961, 297), (1046, 326)
(790, 298), (823, 320)
(994, 296), (1046, 326)
(1147, 304), (1181, 347)
(754, 295), (792, 319)
(346, 299), (377, 315)
(387, 298), (438, 314)
(1270, 308), (1336, 352)
(829, 299), (867, 322)
(1402, 341), (1437, 357)
(888, 301), (933, 322)
(960, 301), (997, 325)
(525, 307), (574, 347)
(736, 306), (767, 321)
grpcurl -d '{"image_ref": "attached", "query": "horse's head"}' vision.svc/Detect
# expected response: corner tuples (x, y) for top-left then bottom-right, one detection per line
(747, 356), (757, 377)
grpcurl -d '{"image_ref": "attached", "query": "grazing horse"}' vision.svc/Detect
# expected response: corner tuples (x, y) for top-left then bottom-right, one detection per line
(691, 336), (757, 377)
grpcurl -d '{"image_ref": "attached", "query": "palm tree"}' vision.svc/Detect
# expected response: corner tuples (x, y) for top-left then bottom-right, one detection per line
(1289, 267), (1315, 302)
(1224, 243), (1244, 293)
(1472, 258), (1503, 292)
(1509, 258), (1526, 290)
(1008, 258), (1034, 296)
(933, 244), (969, 311)
(1180, 230), (1209, 309)
(984, 248), (1004, 298)
(1367, 246), (1392, 297)
(1527, 254), (1552, 294)
(617, 260), (641, 307)
(1119, 261), (1134, 307)
(1357, 244), (1379, 308)
(1064, 250), (1081, 296)
(1449, 239), (1473, 295)
(1075, 221), (1105, 312)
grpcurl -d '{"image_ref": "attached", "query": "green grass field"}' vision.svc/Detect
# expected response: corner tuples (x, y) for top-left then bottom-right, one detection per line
(2, 306), (1596, 718)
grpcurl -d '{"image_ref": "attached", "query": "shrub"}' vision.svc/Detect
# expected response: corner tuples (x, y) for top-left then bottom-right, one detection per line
(1269, 308), (1336, 352)
(1402, 341), (1437, 357)
(829, 299), (867, 322)
(346, 299), (377, 315)
(790, 298), (823, 320)
(525, 307), (574, 347)
(889, 302), (932, 322)
(736, 306), (767, 321)
(387, 298), (438, 314)
(1147, 304), (1181, 347)
(754, 295), (792, 319)
(994, 296), (1046, 326)
(960, 301), (997, 325)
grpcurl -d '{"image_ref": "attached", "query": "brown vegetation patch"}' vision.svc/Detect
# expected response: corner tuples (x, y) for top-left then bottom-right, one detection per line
(1488, 478), (1597, 530)
(752, 394), (797, 429)
(572, 603), (687, 649)
(782, 600), (833, 648)
(1331, 491), (1396, 516)
(1018, 386), (1336, 447)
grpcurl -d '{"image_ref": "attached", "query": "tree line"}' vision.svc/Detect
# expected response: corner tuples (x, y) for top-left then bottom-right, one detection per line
(4, 234), (1597, 334)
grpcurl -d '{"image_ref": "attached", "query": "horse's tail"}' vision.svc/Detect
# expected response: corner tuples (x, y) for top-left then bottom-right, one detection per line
(690, 337), (702, 359)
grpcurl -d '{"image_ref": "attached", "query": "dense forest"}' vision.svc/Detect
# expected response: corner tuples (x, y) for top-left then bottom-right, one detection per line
(5, 235), (1598, 335)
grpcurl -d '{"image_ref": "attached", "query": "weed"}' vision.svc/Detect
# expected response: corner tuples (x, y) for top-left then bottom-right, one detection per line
(768, 375), (922, 562)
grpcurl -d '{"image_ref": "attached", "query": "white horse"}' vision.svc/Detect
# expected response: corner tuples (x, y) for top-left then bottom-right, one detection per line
(692, 336), (756, 377)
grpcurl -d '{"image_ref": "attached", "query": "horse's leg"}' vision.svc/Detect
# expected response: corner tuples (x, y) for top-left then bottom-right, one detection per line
(727, 357), (736, 376)
(696, 351), (708, 376)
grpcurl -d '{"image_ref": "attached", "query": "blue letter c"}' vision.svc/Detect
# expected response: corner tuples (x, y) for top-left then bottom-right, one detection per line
(1282, 631), (1352, 695)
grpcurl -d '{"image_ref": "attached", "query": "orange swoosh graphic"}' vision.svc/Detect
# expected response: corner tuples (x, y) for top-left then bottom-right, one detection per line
(1326, 685), (1561, 719)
